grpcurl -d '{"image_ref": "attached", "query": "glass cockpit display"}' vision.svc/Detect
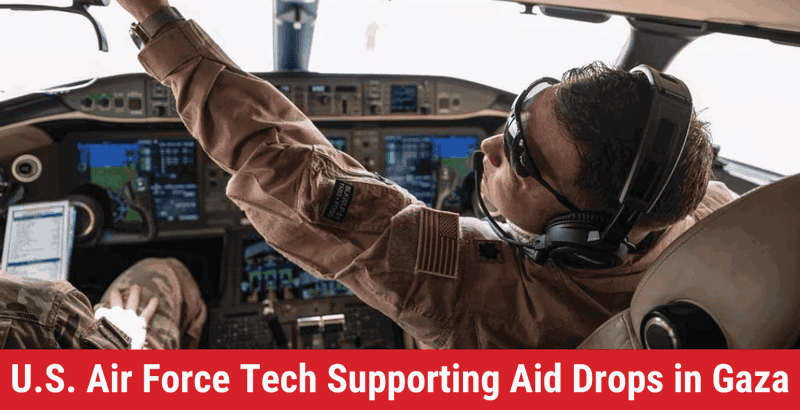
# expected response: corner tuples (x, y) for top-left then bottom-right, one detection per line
(390, 85), (417, 113)
(76, 138), (199, 222)
(384, 135), (479, 207)
(240, 234), (352, 304)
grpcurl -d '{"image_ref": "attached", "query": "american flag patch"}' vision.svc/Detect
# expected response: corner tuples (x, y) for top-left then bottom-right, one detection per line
(414, 208), (460, 278)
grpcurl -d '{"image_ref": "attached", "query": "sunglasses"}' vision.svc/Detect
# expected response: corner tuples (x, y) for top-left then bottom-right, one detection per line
(503, 77), (581, 213)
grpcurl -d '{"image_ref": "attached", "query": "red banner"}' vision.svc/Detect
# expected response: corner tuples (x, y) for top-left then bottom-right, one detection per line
(0, 350), (795, 409)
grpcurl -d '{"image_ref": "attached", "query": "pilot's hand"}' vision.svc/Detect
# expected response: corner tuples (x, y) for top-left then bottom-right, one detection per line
(116, 0), (171, 23)
(95, 285), (158, 349)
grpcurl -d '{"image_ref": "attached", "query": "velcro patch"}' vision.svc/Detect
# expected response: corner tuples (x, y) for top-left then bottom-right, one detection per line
(476, 241), (505, 263)
(323, 180), (354, 223)
(414, 208), (460, 278)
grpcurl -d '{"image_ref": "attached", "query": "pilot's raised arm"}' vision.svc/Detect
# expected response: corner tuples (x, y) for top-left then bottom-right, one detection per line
(124, 2), (462, 347)
(119, 1), (739, 348)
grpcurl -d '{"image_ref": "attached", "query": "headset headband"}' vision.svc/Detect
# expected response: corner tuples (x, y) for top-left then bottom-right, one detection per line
(600, 65), (693, 245)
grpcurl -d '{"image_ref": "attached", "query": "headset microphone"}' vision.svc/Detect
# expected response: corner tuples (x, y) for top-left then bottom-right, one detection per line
(473, 151), (541, 259)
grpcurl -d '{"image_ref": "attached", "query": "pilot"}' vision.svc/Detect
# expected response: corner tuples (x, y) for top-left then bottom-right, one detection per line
(112, 0), (737, 348)
(0, 258), (206, 349)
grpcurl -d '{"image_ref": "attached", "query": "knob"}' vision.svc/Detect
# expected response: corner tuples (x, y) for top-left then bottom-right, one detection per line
(641, 302), (727, 349)
(11, 155), (43, 183)
(99, 98), (110, 108)
(81, 98), (93, 108)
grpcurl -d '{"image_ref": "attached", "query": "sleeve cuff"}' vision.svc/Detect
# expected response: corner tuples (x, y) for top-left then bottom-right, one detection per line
(137, 20), (207, 82)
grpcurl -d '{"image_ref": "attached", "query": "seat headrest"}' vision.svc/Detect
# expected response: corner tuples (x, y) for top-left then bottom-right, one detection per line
(631, 173), (800, 348)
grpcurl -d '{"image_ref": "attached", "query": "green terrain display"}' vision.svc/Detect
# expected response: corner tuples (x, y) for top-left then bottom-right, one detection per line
(90, 164), (142, 221)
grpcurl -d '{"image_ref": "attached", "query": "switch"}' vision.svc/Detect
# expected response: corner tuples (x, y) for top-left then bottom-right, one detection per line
(151, 106), (166, 117)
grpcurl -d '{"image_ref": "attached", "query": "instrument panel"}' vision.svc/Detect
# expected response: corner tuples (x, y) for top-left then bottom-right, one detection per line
(0, 71), (512, 349)
(48, 72), (509, 121)
(0, 70), (778, 348)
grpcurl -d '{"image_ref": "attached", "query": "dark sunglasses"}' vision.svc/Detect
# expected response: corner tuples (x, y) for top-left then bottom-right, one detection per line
(503, 77), (581, 213)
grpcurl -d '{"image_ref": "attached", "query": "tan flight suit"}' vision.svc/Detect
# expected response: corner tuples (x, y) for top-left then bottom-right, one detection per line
(136, 20), (738, 348)
(0, 20), (738, 349)
(0, 258), (206, 349)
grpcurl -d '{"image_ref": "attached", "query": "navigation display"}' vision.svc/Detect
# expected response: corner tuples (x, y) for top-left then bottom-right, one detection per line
(384, 135), (479, 207)
(240, 234), (352, 303)
(390, 85), (417, 113)
(76, 138), (199, 222)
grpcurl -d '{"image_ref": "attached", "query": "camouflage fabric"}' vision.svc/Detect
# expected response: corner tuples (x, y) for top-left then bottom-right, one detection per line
(94, 257), (207, 349)
(0, 257), (206, 349)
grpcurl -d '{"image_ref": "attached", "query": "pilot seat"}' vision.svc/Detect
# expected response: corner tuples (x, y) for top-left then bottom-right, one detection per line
(579, 173), (800, 349)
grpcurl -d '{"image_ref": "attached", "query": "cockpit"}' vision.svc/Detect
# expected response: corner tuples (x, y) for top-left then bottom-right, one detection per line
(1, 0), (799, 349)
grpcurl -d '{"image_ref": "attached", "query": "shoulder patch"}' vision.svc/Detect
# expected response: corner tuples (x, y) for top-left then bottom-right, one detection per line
(415, 208), (460, 278)
(476, 241), (505, 263)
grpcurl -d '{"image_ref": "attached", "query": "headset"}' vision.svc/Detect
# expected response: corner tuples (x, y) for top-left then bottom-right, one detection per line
(473, 64), (693, 270)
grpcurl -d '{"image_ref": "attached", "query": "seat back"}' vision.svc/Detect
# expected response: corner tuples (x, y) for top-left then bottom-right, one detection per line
(580, 174), (800, 349)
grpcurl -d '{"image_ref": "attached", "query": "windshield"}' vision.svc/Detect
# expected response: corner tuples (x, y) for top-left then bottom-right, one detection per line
(311, 0), (629, 92)
(1, 0), (627, 99)
(669, 34), (800, 176)
(1, 0), (798, 174)
(0, 0), (275, 100)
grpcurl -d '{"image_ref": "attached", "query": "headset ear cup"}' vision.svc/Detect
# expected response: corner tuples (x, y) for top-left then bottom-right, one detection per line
(545, 212), (608, 231)
(543, 212), (623, 269)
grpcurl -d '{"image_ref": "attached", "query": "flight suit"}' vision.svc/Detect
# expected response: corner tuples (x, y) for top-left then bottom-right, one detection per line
(0, 258), (206, 349)
(135, 19), (738, 348)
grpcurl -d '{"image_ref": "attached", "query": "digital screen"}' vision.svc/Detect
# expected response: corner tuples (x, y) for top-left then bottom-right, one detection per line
(1, 201), (74, 281)
(240, 234), (352, 303)
(76, 138), (199, 222)
(309, 85), (329, 93)
(384, 135), (479, 207)
(391, 85), (417, 113)
(328, 136), (347, 152)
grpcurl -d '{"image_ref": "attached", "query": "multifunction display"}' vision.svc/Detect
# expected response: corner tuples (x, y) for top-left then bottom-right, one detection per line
(384, 135), (479, 207)
(76, 138), (199, 222)
(240, 234), (352, 304)
(390, 85), (418, 113)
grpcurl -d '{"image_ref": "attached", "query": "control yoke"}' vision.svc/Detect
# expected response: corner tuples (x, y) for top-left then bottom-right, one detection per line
(121, 177), (158, 242)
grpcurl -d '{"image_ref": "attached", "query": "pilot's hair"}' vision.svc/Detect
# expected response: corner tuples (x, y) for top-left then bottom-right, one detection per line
(552, 62), (714, 230)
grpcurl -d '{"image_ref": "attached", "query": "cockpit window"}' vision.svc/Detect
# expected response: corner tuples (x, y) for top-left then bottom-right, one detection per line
(0, 0), (274, 101)
(6, 0), (795, 177)
(668, 34), (800, 176)
(311, 0), (630, 93)
(2, 0), (628, 100)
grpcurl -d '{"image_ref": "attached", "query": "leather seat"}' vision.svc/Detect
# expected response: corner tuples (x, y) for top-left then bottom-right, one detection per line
(580, 174), (800, 349)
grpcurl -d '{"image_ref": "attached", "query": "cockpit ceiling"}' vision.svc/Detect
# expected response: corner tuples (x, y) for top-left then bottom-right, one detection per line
(511, 0), (800, 33)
